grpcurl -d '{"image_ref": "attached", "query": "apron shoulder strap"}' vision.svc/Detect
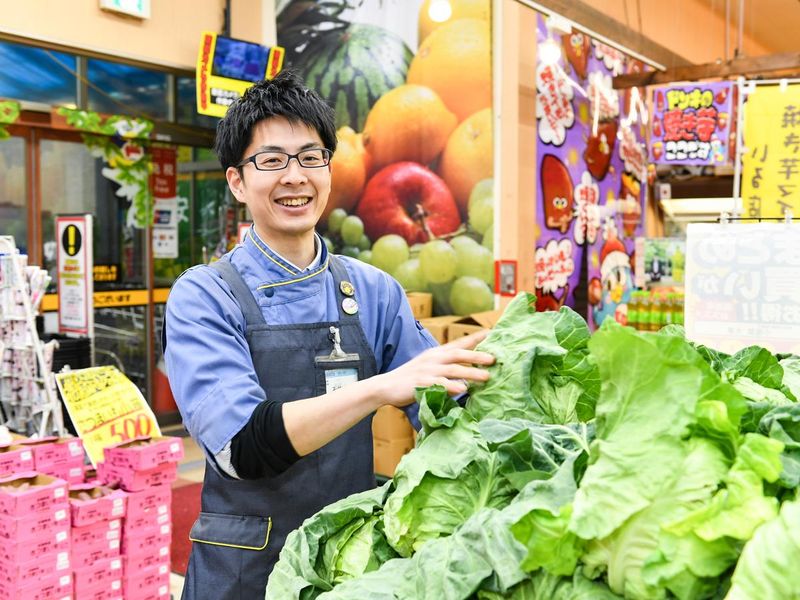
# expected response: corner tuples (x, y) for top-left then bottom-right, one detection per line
(209, 259), (266, 327)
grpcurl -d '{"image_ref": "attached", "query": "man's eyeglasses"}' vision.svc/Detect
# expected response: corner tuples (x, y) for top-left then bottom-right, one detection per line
(237, 148), (332, 171)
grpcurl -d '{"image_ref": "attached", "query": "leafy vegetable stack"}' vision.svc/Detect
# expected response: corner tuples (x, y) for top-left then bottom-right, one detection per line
(267, 293), (800, 600)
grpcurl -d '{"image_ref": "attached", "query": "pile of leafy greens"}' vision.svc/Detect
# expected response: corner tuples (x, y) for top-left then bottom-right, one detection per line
(266, 293), (800, 600)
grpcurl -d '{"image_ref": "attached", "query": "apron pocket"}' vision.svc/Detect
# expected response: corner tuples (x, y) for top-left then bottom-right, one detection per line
(189, 512), (272, 549)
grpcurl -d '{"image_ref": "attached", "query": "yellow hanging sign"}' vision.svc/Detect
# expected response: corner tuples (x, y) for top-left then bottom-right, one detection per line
(741, 84), (800, 218)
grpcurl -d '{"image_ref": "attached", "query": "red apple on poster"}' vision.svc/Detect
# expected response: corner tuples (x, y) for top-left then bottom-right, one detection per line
(356, 162), (461, 245)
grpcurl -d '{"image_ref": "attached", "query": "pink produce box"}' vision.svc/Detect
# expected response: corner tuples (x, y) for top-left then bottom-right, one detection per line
(78, 578), (123, 600)
(103, 461), (177, 492)
(0, 503), (69, 542)
(122, 548), (170, 575)
(0, 572), (71, 600)
(0, 472), (68, 516)
(71, 540), (120, 569)
(104, 436), (184, 471)
(123, 563), (170, 599)
(73, 556), (122, 596)
(128, 583), (170, 600)
(122, 523), (171, 557)
(72, 517), (121, 547)
(0, 550), (69, 589)
(125, 485), (171, 519)
(123, 502), (170, 536)
(39, 460), (85, 485)
(69, 483), (126, 526)
(0, 526), (69, 563)
(20, 436), (84, 469)
(0, 445), (34, 478)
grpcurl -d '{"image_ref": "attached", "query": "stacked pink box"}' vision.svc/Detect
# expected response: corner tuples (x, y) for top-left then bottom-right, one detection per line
(102, 437), (183, 600)
(21, 437), (86, 485)
(0, 472), (72, 600)
(69, 483), (128, 599)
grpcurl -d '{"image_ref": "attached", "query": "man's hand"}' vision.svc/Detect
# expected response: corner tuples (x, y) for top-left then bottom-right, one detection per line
(374, 330), (495, 408)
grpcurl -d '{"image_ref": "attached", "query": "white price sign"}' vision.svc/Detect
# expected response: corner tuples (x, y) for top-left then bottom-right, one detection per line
(57, 215), (94, 336)
(685, 222), (800, 354)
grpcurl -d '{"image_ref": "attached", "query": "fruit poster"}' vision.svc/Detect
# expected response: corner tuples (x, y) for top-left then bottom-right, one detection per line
(649, 82), (733, 166)
(534, 15), (647, 330)
(276, 0), (494, 317)
(741, 83), (800, 219)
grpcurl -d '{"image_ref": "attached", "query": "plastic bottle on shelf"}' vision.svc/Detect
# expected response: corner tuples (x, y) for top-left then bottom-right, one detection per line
(649, 292), (662, 331)
(674, 291), (685, 326)
(638, 291), (649, 331)
(627, 291), (640, 330)
(662, 292), (674, 327)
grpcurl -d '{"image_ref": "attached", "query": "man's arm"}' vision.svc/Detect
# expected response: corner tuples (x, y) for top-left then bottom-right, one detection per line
(281, 330), (493, 456)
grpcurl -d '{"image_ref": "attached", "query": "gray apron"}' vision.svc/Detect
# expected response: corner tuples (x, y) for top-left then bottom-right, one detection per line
(181, 255), (378, 600)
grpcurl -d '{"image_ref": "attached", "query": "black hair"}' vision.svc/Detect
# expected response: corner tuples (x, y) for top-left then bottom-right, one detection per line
(213, 69), (337, 170)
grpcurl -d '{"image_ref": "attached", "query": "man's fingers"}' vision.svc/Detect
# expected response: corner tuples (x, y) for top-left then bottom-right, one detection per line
(441, 348), (495, 366)
(444, 329), (490, 350)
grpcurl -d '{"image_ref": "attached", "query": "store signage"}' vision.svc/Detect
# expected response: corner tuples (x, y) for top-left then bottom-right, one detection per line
(649, 82), (734, 166)
(93, 264), (119, 283)
(741, 83), (800, 219)
(685, 222), (800, 354)
(55, 366), (161, 466)
(151, 146), (176, 199)
(153, 198), (179, 259)
(56, 215), (93, 337)
(196, 31), (285, 118)
(99, 0), (150, 19)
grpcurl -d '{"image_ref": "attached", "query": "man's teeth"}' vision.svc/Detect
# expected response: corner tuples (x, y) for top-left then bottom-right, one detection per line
(277, 197), (311, 207)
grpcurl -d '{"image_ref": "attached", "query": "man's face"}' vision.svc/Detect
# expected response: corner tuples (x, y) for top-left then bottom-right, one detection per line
(226, 116), (331, 245)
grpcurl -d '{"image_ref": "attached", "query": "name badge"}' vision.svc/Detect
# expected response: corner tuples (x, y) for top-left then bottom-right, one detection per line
(324, 368), (359, 393)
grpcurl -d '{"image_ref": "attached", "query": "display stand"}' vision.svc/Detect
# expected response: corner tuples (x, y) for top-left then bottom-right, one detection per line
(0, 236), (64, 437)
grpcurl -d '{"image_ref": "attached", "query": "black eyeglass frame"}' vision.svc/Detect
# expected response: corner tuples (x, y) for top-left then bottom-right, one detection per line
(236, 148), (333, 171)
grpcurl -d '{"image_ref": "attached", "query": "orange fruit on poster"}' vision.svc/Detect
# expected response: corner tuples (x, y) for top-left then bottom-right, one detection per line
(407, 18), (491, 123)
(439, 107), (493, 217)
(417, 0), (490, 45)
(323, 126), (367, 222)
(362, 84), (457, 173)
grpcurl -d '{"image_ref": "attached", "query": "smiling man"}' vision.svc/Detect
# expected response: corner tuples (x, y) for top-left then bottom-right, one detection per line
(163, 70), (495, 599)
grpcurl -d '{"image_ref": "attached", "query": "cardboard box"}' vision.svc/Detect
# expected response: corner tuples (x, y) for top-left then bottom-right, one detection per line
(122, 547), (170, 574)
(103, 436), (184, 471)
(123, 563), (170, 600)
(0, 472), (68, 516)
(39, 460), (84, 485)
(76, 576), (123, 600)
(0, 504), (69, 542)
(19, 436), (84, 469)
(0, 550), (69, 589)
(0, 445), (34, 478)
(103, 461), (177, 492)
(446, 309), (502, 341)
(373, 436), (414, 478)
(123, 507), (170, 536)
(122, 523), (171, 557)
(417, 315), (461, 344)
(69, 485), (127, 527)
(0, 572), (72, 600)
(406, 292), (433, 320)
(372, 406), (414, 441)
(71, 541), (120, 569)
(125, 486), (171, 518)
(71, 518), (121, 547)
(73, 556), (122, 597)
(0, 527), (69, 563)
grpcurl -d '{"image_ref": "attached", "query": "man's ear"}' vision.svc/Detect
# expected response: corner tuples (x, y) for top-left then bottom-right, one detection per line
(226, 166), (246, 204)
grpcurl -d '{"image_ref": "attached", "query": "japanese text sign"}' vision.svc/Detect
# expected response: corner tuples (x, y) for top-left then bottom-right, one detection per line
(741, 83), (800, 218)
(55, 366), (161, 466)
(56, 215), (93, 336)
(650, 82), (733, 165)
(685, 222), (800, 355)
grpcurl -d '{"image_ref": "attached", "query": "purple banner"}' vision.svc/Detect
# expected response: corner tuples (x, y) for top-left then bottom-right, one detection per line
(534, 16), (647, 329)
(649, 82), (734, 165)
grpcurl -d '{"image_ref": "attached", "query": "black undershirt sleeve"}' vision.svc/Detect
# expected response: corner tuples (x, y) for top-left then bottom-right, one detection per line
(230, 400), (301, 479)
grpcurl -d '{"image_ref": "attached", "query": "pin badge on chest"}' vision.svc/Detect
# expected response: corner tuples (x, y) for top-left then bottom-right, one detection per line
(342, 297), (359, 315)
(339, 281), (355, 297)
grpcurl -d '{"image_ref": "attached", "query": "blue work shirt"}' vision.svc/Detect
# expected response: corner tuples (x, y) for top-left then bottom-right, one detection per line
(164, 228), (437, 462)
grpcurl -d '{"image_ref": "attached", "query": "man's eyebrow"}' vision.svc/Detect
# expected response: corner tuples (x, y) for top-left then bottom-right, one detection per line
(255, 142), (324, 152)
